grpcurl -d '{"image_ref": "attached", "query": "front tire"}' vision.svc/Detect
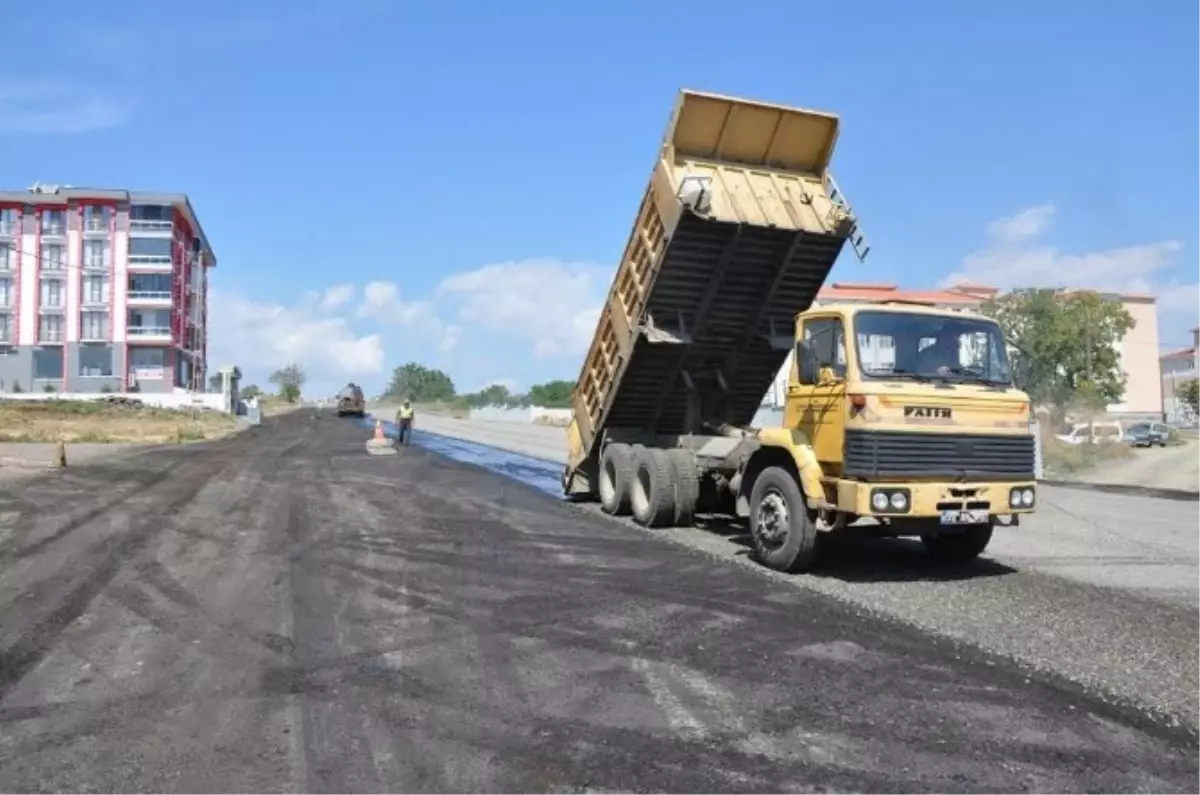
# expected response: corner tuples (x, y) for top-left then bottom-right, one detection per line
(749, 466), (818, 573)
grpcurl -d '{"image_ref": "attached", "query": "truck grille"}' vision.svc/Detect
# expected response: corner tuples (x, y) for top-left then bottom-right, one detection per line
(843, 429), (1035, 480)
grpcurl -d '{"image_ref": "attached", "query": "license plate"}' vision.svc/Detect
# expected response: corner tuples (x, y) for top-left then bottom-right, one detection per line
(939, 509), (990, 526)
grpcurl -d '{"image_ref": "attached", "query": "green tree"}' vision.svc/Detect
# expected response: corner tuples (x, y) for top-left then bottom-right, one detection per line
(240, 384), (264, 400)
(526, 379), (576, 408)
(981, 289), (1134, 421)
(269, 363), (306, 404)
(207, 373), (223, 393)
(384, 362), (456, 403)
(1180, 378), (1199, 416)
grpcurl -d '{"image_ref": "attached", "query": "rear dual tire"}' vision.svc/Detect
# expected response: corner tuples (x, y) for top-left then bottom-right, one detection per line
(597, 443), (699, 528)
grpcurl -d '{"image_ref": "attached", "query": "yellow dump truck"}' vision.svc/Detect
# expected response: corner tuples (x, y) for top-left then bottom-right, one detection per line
(563, 89), (1038, 572)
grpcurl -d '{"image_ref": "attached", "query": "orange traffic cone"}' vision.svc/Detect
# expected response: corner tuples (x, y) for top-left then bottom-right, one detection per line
(374, 419), (385, 442)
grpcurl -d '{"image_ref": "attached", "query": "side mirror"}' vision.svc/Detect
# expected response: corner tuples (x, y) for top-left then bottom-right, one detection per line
(796, 341), (818, 385)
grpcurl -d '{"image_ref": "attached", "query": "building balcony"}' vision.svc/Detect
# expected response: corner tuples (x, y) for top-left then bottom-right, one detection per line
(40, 222), (66, 237)
(127, 290), (173, 307)
(129, 219), (173, 233)
(126, 326), (172, 343)
(127, 256), (174, 272)
(80, 328), (111, 343)
(0, 221), (16, 237)
(83, 220), (109, 236)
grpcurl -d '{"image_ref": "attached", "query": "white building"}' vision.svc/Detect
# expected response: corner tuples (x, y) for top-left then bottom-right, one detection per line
(0, 184), (214, 394)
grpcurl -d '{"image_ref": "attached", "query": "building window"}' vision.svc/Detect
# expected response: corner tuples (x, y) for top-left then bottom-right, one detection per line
(0, 209), (16, 236)
(33, 347), (64, 379)
(0, 243), (11, 270)
(81, 310), (109, 340)
(38, 314), (64, 343)
(130, 346), (166, 378)
(83, 274), (110, 305)
(83, 239), (111, 269)
(0, 312), (12, 343)
(40, 242), (65, 271)
(40, 279), (64, 309)
(129, 272), (172, 298)
(130, 204), (174, 232)
(41, 209), (66, 236)
(78, 344), (113, 376)
(83, 205), (111, 233)
(128, 307), (169, 333)
(128, 237), (173, 258)
(0, 277), (11, 307)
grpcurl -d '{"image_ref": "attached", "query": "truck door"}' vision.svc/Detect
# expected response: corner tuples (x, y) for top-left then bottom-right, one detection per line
(787, 315), (848, 466)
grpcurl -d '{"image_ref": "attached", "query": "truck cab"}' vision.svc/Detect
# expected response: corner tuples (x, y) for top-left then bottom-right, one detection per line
(741, 301), (1037, 570)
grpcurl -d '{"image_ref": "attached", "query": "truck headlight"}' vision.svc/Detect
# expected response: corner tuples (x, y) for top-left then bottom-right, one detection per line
(870, 488), (910, 514)
(1010, 487), (1035, 508)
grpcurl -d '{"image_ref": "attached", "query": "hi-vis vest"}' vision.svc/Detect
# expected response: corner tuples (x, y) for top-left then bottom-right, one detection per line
(397, 405), (414, 420)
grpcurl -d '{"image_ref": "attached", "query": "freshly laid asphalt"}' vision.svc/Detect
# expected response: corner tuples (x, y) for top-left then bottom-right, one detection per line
(0, 413), (1195, 793)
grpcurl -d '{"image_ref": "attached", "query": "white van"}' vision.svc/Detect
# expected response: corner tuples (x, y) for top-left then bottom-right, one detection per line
(1055, 421), (1124, 446)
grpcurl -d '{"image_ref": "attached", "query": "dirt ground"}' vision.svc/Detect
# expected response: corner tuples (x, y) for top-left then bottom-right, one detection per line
(1069, 440), (1200, 492)
(0, 400), (240, 444)
(0, 412), (1194, 792)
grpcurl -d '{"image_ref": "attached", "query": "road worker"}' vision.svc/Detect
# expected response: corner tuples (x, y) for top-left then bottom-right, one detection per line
(395, 399), (415, 445)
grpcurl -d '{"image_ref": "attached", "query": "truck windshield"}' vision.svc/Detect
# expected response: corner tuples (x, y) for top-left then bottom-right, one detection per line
(852, 311), (1012, 385)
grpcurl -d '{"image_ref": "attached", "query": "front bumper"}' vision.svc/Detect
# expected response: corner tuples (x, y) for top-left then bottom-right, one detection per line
(835, 479), (1037, 518)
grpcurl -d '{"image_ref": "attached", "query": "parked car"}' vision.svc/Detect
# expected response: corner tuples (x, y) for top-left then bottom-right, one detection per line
(1056, 422), (1124, 445)
(1122, 421), (1171, 448)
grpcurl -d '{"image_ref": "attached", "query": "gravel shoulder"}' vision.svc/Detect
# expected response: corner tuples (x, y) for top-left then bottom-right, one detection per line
(0, 413), (1195, 792)
(382, 412), (1200, 728)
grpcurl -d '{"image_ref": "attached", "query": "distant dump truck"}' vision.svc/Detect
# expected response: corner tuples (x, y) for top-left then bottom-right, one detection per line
(563, 89), (1037, 572)
(336, 383), (366, 417)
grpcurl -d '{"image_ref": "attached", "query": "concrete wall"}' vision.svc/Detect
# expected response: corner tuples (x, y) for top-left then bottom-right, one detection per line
(0, 391), (226, 411)
(468, 405), (573, 424)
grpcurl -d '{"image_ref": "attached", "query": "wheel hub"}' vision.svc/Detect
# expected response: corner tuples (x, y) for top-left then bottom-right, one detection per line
(756, 490), (789, 544)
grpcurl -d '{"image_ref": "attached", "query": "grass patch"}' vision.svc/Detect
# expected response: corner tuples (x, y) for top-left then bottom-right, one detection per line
(1041, 432), (1134, 476)
(0, 399), (240, 444)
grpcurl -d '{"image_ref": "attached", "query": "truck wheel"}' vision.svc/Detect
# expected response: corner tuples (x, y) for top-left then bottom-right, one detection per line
(598, 443), (636, 515)
(749, 466), (818, 573)
(631, 447), (676, 527)
(921, 523), (993, 563)
(665, 449), (699, 527)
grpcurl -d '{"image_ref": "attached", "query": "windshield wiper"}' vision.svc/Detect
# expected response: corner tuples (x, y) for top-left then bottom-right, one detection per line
(875, 369), (935, 383)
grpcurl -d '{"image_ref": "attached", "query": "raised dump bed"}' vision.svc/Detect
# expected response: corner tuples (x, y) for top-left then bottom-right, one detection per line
(565, 90), (868, 496)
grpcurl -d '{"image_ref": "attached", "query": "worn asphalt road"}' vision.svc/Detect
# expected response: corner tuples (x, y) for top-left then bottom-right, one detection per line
(0, 414), (1196, 793)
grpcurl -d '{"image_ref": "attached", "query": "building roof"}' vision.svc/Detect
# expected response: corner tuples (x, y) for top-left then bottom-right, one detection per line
(1160, 347), (1197, 361)
(0, 184), (216, 264)
(815, 281), (1158, 306)
(816, 282), (993, 306)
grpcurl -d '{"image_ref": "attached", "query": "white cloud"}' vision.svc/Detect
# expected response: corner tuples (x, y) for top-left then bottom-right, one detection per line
(207, 287), (385, 394)
(437, 258), (606, 359)
(356, 280), (460, 352)
(941, 203), (1199, 345)
(319, 283), (355, 312)
(0, 78), (133, 135)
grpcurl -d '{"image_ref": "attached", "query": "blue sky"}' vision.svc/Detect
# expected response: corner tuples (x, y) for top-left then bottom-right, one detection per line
(3, 0), (1197, 397)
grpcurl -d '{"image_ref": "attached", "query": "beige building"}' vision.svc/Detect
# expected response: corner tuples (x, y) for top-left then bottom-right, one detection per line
(1160, 327), (1199, 424)
(764, 282), (1164, 420)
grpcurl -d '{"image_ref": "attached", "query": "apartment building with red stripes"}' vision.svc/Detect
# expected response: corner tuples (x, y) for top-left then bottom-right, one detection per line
(0, 183), (214, 394)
